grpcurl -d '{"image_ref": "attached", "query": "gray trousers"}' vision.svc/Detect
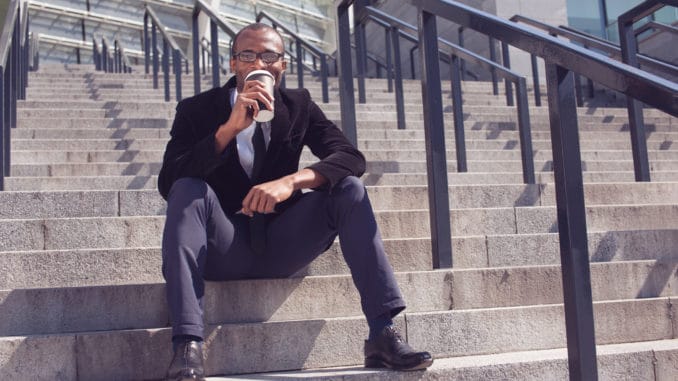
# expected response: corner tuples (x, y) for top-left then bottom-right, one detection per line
(162, 176), (406, 339)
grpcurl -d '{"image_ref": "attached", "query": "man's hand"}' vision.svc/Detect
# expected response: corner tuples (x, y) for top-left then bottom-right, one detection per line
(214, 79), (274, 154)
(241, 168), (327, 216)
(241, 177), (294, 216)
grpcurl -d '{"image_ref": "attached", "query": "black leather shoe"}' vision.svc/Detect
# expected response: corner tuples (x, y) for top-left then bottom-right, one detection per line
(364, 325), (433, 371)
(166, 340), (206, 381)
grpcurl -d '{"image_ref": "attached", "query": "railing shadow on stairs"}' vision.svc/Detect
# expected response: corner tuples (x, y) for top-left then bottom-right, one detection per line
(335, 0), (678, 379)
(0, 0), (30, 191)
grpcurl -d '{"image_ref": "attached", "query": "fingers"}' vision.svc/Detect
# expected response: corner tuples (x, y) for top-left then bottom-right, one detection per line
(241, 185), (278, 215)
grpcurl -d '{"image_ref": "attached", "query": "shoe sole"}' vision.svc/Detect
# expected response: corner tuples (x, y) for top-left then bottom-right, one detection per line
(365, 356), (434, 371)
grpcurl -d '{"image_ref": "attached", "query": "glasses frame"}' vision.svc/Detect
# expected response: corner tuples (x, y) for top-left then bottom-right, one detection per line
(233, 50), (285, 64)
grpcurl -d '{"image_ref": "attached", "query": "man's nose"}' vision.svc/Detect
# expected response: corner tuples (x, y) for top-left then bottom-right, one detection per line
(250, 57), (267, 69)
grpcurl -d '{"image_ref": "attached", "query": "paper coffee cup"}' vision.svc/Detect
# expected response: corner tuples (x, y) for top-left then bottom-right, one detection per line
(245, 70), (275, 123)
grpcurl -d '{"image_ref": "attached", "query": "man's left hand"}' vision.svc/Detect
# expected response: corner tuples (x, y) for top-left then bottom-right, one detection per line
(241, 177), (295, 216)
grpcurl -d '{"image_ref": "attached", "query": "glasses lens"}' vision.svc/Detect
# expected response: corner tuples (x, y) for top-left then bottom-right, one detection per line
(261, 52), (281, 63)
(238, 52), (256, 62)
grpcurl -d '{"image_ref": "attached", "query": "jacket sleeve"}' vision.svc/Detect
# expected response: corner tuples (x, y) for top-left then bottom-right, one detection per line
(303, 91), (366, 189)
(157, 101), (232, 199)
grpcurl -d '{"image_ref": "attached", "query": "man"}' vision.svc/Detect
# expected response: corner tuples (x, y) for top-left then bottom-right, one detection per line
(158, 23), (433, 380)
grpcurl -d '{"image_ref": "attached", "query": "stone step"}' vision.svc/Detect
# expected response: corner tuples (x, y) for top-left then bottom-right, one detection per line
(7, 159), (678, 177)
(9, 136), (677, 153)
(0, 297), (674, 379)
(1, 182), (677, 220)
(2, 261), (676, 337)
(2, 229), (676, 288)
(0, 204), (676, 251)
(6, 170), (678, 191)
(206, 339), (678, 380)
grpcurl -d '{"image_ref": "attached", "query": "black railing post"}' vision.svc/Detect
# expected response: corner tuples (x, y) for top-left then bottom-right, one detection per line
(192, 10), (201, 95)
(409, 46), (417, 79)
(531, 54), (541, 106)
(355, 22), (367, 104)
(24, 14), (29, 86)
(0, 66), (4, 190)
(320, 54), (329, 103)
(144, 13), (150, 74)
(174, 49), (182, 101)
(11, 13), (18, 129)
(450, 53), (466, 173)
(515, 77), (535, 184)
(210, 21), (220, 88)
(336, 0), (357, 147)
(162, 38), (170, 102)
(391, 26), (406, 130)
(296, 39), (304, 89)
(101, 38), (107, 72)
(501, 42), (514, 106)
(489, 37), (498, 95)
(152, 23), (159, 89)
(619, 8), (650, 182)
(385, 27), (393, 93)
(457, 27), (465, 80)
(574, 73), (583, 107)
(418, 8), (452, 269)
(4, 46), (12, 175)
(545, 62), (598, 381)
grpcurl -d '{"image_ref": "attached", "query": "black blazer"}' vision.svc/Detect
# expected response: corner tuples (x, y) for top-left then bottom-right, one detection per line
(158, 76), (366, 215)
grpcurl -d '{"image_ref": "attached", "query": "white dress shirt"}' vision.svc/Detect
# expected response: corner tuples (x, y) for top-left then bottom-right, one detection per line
(230, 89), (271, 178)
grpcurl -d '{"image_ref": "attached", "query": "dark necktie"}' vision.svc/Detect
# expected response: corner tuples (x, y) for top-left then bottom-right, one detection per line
(250, 122), (267, 255)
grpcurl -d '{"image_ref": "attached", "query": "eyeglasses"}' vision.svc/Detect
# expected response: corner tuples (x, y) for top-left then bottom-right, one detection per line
(233, 51), (284, 64)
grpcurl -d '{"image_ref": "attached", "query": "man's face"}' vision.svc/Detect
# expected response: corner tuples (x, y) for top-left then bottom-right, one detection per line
(230, 28), (287, 92)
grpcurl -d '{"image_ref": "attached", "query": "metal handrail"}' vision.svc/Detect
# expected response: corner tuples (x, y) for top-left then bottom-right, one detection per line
(617, 0), (678, 182)
(144, 4), (186, 102)
(359, 6), (535, 183)
(1, 0), (28, 191)
(192, 0), (239, 94)
(257, 10), (330, 102)
(511, 15), (678, 77)
(635, 20), (678, 37)
(337, 1), (678, 379)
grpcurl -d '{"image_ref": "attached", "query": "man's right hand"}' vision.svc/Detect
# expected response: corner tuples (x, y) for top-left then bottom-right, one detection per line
(214, 79), (274, 154)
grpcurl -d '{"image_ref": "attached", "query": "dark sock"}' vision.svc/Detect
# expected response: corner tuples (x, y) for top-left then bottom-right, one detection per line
(367, 313), (393, 340)
(172, 334), (203, 352)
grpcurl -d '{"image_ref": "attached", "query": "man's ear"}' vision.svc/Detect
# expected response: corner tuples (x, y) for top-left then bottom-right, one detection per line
(229, 58), (236, 73)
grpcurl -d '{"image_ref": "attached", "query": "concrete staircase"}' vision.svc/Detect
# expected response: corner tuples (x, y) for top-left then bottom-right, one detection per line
(1, 64), (677, 380)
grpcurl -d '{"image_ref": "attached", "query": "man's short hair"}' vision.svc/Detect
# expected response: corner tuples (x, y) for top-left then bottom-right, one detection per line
(231, 23), (285, 56)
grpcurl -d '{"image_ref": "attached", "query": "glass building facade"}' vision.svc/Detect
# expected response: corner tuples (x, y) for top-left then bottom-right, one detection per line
(567, 0), (678, 43)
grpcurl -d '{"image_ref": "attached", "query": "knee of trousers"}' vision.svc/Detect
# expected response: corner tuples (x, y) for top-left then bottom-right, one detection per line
(329, 176), (367, 207)
(166, 177), (219, 209)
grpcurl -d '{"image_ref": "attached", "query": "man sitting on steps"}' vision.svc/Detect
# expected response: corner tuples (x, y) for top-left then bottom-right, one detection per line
(158, 22), (433, 380)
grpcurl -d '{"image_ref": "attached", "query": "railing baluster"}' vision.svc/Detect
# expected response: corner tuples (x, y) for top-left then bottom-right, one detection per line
(163, 38), (170, 102)
(450, 54), (466, 173)
(545, 62), (598, 380)
(418, 8), (452, 269)
(335, 0), (357, 147)
(530, 54), (541, 106)
(391, 26), (405, 131)
(501, 42), (514, 106)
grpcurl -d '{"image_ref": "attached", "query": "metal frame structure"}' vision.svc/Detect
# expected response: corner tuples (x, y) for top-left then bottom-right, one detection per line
(618, 0), (678, 182)
(144, 4), (188, 102)
(335, 0), (677, 379)
(256, 10), (330, 103)
(191, 0), (239, 94)
(359, 6), (535, 184)
(0, 0), (30, 191)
